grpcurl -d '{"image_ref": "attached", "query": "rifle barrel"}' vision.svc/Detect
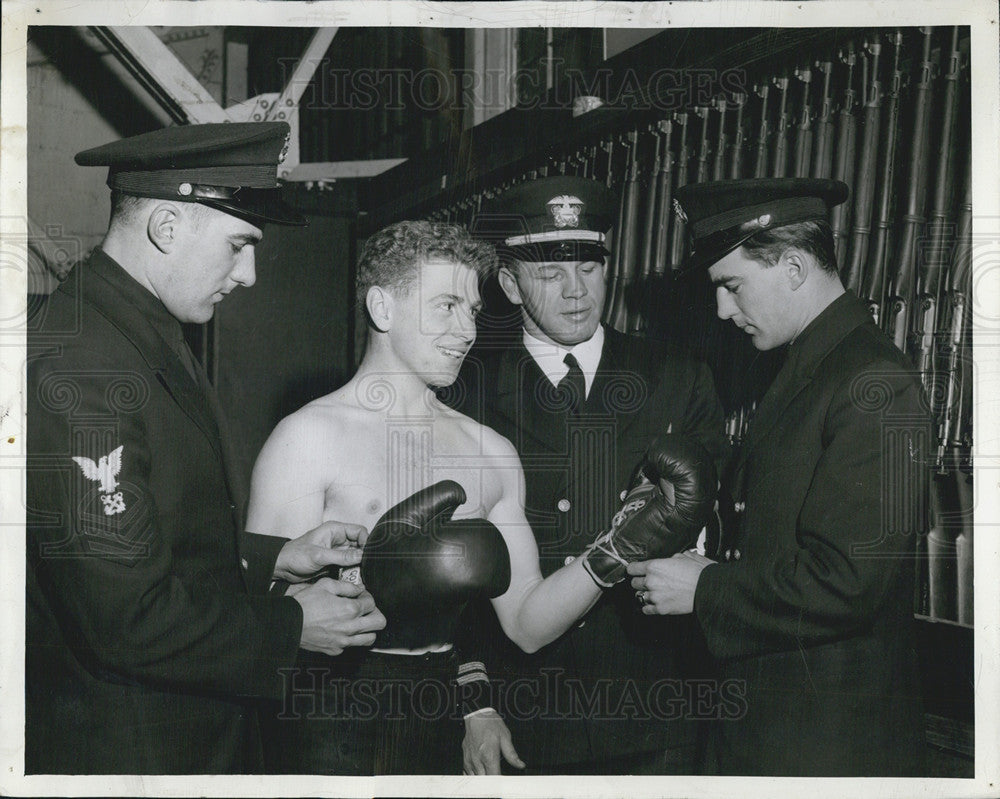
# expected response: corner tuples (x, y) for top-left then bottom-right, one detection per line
(793, 67), (814, 177)
(811, 61), (835, 178)
(831, 45), (858, 264)
(844, 42), (882, 294)
(887, 28), (937, 353)
(861, 32), (903, 323)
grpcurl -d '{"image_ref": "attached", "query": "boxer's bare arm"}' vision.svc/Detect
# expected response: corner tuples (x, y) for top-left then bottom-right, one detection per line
(247, 408), (333, 537)
(477, 429), (602, 654)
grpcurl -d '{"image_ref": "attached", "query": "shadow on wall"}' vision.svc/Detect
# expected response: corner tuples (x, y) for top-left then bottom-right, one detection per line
(274, 369), (350, 429)
(29, 27), (164, 137)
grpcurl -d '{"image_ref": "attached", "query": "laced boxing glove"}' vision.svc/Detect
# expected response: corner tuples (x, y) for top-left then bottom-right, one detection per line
(583, 434), (717, 588)
(356, 480), (511, 649)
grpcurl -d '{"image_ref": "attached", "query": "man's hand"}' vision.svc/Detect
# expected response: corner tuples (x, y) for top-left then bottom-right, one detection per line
(290, 577), (386, 656)
(627, 551), (713, 615)
(274, 520), (367, 583)
(462, 709), (525, 775)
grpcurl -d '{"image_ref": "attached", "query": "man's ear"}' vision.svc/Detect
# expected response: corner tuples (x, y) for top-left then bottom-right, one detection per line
(497, 265), (524, 306)
(147, 203), (182, 254)
(366, 285), (393, 332)
(783, 248), (809, 291)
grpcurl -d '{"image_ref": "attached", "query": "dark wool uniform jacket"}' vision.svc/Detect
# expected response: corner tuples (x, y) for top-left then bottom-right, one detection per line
(695, 292), (928, 776)
(26, 249), (302, 773)
(449, 327), (730, 769)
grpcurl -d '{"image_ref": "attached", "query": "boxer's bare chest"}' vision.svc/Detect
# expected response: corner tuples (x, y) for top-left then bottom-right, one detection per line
(320, 412), (500, 529)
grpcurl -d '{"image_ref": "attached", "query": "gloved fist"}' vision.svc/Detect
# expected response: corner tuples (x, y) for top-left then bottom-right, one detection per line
(360, 480), (511, 648)
(583, 434), (717, 588)
(642, 433), (717, 543)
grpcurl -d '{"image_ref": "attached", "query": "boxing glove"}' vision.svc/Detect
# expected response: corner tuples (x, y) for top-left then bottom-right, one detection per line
(583, 434), (717, 588)
(360, 480), (511, 649)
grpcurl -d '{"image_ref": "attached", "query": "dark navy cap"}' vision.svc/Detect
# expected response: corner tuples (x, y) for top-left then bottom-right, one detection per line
(75, 121), (306, 226)
(673, 178), (848, 274)
(475, 176), (617, 262)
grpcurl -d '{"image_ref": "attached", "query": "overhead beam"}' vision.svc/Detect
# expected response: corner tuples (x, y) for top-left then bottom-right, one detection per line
(266, 28), (338, 124)
(283, 159), (408, 182)
(88, 25), (395, 184)
(90, 26), (231, 124)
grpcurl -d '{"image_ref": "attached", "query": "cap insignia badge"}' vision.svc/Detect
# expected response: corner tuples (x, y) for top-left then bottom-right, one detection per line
(740, 213), (774, 232)
(72, 445), (126, 516)
(673, 198), (688, 224)
(547, 195), (584, 228)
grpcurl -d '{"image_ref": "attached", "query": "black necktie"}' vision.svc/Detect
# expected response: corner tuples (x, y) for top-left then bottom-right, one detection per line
(559, 353), (587, 414)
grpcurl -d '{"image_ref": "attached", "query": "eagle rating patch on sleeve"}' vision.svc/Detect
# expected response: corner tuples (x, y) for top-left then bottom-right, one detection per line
(72, 445), (126, 516)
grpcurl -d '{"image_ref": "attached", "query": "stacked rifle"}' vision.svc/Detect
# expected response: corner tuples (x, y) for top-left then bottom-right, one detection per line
(422, 27), (973, 624)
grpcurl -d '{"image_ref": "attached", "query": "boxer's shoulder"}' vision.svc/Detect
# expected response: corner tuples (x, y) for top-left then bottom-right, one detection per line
(261, 394), (363, 465)
(436, 403), (516, 459)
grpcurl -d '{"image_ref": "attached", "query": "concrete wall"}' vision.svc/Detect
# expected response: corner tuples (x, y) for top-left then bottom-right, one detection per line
(27, 35), (126, 290)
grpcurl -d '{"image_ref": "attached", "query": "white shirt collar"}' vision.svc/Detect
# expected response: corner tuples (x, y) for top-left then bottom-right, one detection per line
(522, 325), (605, 397)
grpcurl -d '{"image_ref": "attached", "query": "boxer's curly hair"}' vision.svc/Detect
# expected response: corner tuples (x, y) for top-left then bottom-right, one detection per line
(356, 221), (498, 298)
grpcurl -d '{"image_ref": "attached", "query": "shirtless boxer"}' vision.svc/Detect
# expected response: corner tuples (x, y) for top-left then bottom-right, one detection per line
(247, 221), (714, 773)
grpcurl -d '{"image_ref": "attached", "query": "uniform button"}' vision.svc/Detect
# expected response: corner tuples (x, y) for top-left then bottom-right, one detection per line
(733, 549), (742, 560)
(557, 499), (571, 513)
(564, 555), (574, 566)
(734, 501), (746, 513)
(240, 557), (249, 570)
(724, 549), (732, 561)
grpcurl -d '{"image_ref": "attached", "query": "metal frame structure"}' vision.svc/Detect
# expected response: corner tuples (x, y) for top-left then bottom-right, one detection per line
(89, 26), (406, 181)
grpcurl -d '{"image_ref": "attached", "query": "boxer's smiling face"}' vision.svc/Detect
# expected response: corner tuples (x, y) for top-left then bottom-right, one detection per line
(498, 259), (607, 347)
(387, 258), (481, 387)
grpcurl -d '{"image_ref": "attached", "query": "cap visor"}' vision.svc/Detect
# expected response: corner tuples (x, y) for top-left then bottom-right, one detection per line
(673, 231), (755, 279)
(502, 241), (610, 263)
(199, 193), (307, 227)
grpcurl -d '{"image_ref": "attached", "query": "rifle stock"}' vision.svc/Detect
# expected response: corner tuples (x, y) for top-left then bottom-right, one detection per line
(937, 152), (972, 467)
(930, 145), (972, 625)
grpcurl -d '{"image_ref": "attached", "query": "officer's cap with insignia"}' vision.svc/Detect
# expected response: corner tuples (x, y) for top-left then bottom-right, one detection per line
(673, 177), (849, 275)
(476, 176), (617, 263)
(75, 121), (306, 226)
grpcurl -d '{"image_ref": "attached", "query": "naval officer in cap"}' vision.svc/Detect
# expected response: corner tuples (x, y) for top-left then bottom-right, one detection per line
(628, 178), (929, 775)
(26, 122), (386, 773)
(448, 176), (730, 775)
